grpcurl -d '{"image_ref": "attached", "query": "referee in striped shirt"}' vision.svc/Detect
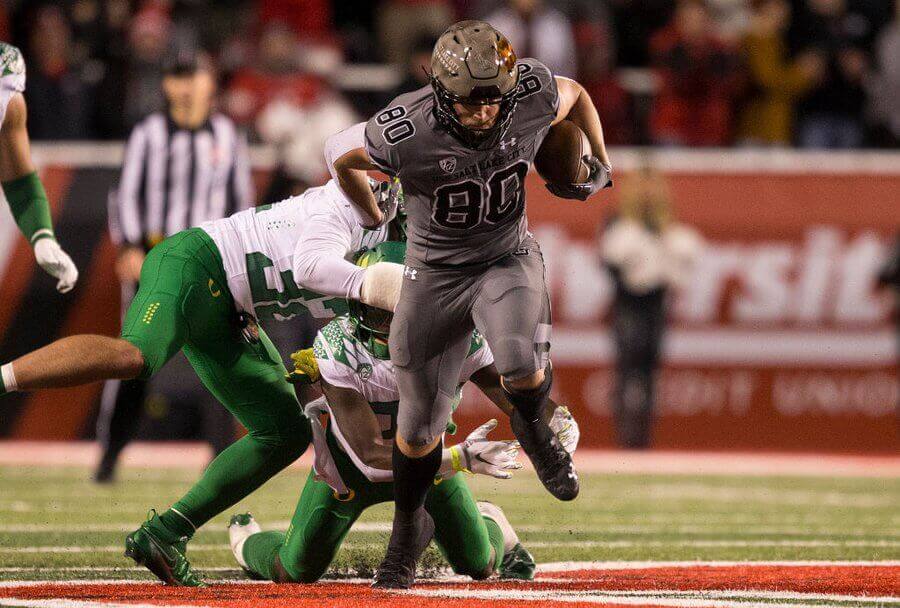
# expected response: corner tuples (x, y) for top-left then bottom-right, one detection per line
(97, 50), (254, 482)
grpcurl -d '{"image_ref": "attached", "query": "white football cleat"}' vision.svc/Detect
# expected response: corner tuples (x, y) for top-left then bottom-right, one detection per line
(549, 406), (580, 454)
(228, 513), (261, 570)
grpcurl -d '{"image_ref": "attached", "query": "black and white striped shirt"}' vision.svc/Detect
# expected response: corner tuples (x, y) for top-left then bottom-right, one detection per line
(110, 112), (253, 250)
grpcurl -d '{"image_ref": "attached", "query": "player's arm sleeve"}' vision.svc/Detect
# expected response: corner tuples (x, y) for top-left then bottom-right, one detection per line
(0, 91), (54, 245)
(520, 58), (560, 126)
(231, 128), (254, 210)
(115, 123), (149, 247)
(292, 207), (367, 300)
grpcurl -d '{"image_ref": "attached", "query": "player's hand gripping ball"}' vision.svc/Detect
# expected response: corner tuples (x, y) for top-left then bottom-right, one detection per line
(535, 120), (612, 201)
(546, 156), (612, 201)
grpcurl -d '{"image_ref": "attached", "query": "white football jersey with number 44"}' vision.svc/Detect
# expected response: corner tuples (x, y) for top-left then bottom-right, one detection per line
(200, 180), (388, 322)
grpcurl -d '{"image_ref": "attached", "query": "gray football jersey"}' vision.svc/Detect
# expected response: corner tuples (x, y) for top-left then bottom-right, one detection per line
(365, 58), (558, 266)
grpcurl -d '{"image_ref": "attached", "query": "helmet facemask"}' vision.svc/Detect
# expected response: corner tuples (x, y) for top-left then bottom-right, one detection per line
(432, 78), (519, 150)
(430, 21), (521, 150)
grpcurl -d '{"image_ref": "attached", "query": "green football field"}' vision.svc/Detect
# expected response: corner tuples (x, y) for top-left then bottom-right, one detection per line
(1, 462), (897, 582)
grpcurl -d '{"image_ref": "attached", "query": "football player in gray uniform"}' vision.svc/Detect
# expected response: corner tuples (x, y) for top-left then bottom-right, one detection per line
(326, 20), (611, 588)
(0, 43), (78, 295)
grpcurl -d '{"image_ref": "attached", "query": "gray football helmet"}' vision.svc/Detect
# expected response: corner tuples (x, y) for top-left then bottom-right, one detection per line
(430, 20), (520, 150)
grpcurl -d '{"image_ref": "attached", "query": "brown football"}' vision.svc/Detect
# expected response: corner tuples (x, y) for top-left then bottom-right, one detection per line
(534, 120), (592, 186)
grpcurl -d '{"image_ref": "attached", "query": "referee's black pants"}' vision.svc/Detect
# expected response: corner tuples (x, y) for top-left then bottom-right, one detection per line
(611, 295), (666, 449)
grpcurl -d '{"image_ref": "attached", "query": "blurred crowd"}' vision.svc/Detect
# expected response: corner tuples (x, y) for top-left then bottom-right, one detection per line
(4, 0), (898, 170)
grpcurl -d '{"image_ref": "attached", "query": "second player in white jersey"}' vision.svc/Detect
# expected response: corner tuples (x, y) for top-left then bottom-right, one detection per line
(200, 179), (399, 322)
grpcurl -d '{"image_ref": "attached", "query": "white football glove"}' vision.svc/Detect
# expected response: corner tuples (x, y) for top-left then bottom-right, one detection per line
(440, 419), (522, 480)
(33, 238), (79, 293)
(549, 406), (580, 454)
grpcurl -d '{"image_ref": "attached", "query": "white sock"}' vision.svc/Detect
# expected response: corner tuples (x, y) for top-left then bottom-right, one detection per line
(1, 363), (17, 394)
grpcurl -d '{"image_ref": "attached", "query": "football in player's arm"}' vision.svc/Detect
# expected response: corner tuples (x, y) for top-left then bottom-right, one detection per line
(0, 43), (78, 292)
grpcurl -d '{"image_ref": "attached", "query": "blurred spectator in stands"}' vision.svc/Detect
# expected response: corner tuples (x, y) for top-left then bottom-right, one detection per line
(486, 0), (577, 77)
(24, 5), (97, 139)
(121, 7), (171, 130)
(736, 0), (825, 145)
(648, 0), (743, 146)
(377, 0), (453, 66)
(387, 34), (438, 99)
(258, 0), (333, 41)
(706, 0), (752, 44)
(607, 0), (675, 67)
(793, 0), (872, 148)
(599, 166), (703, 449)
(866, 2), (900, 148)
(573, 8), (634, 144)
(228, 21), (357, 184)
(224, 20), (345, 136)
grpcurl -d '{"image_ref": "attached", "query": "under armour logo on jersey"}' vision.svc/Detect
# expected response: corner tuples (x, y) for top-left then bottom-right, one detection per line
(404, 266), (418, 281)
(439, 157), (457, 173)
(499, 137), (518, 151)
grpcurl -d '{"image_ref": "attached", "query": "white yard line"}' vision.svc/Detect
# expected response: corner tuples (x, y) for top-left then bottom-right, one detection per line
(1, 522), (895, 537)
(3, 539), (899, 555)
(537, 560), (900, 571)
(0, 600), (207, 608)
(1, 442), (898, 477)
(407, 587), (899, 608)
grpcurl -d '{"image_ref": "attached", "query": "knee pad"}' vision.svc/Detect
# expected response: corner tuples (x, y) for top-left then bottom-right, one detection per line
(491, 334), (538, 380)
(397, 389), (455, 449)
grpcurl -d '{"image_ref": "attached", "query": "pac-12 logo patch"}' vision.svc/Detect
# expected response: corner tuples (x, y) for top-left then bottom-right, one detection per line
(439, 157), (457, 173)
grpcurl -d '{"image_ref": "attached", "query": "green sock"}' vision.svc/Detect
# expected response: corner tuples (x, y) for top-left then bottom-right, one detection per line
(242, 530), (285, 580)
(483, 516), (506, 572)
(169, 434), (306, 531)
(156, 508), (196, 541)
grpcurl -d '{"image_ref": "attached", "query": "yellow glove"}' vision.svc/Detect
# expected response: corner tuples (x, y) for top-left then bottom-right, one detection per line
(286, 348), (320, 385)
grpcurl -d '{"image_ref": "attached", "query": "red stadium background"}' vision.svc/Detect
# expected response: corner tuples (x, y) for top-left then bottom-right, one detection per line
(0, 148), (896, 453)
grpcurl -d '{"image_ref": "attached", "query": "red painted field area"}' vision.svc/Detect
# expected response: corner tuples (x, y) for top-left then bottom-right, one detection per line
(2, 563), (897, 608)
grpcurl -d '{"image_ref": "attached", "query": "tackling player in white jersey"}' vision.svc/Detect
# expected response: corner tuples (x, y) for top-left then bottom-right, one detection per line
(0, 178), (404, 586)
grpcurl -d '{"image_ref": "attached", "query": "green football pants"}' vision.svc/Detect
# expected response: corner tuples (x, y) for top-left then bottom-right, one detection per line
(242, 433), (504, 582)
(120, 228), (311, 532)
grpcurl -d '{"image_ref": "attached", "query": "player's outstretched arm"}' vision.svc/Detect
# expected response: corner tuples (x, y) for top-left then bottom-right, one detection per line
(0, 94), (79, 292)
(325, 123), (384, 228)
(549, 76), (612, 200)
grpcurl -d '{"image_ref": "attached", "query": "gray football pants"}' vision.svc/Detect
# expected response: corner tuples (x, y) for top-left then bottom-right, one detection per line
(390, 237), (551, 447)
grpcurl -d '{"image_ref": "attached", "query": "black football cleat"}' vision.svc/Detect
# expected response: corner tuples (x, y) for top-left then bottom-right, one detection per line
(372, 507), (435, 589)
(511, 408), (579, 501)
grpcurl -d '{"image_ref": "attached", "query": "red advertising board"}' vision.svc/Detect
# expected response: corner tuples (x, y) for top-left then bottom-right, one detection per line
(2, 148), (897, 452)
(455, 158), (899, 453)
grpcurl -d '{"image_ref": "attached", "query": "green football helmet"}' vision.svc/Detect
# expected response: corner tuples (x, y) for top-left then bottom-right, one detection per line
(348, 240), (406, 360)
